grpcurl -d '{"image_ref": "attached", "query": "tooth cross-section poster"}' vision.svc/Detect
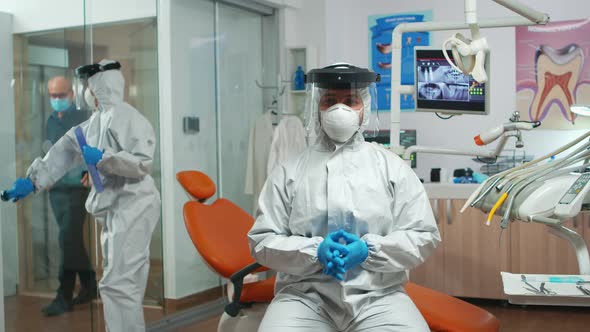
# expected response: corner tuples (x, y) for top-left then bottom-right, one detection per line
(369, 11), (432, 112)
(516, 19), (590, 129)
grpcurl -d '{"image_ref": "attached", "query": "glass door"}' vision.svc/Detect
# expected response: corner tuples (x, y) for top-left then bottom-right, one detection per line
(214, 8), (278, 327)
(6, 29), (95, 332)
(146, 0), (278, 329)
(217, 2), (267, 214)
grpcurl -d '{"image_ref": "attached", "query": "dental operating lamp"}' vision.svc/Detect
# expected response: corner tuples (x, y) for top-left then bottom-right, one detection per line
(570, 105), (590, 117)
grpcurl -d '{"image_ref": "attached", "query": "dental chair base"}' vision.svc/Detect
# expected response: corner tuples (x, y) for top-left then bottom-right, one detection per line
(546, 224), (590, 275)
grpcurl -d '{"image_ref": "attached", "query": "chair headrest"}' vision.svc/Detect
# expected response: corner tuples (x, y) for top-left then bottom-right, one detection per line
(176, 171), (216, 201)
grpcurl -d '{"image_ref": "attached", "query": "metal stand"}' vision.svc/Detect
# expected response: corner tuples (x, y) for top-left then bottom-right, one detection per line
(547, 224), (590, 275)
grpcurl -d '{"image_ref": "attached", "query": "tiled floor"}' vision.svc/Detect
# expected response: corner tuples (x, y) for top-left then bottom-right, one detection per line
(175, 299), (590, 332)
(6, 296), (590, 331)
(4, 295), (163, 332)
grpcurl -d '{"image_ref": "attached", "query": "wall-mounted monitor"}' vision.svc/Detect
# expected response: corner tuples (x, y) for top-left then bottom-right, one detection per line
(414, 47), (489, 115)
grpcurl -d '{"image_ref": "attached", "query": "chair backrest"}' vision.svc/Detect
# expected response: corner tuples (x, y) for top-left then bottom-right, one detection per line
(183, 198), (257, 279)
(177, 170), (216, 201)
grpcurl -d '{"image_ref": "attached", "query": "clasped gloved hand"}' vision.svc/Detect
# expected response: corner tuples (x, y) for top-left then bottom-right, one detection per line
(82, 145), (104, 166)
(2, 178), (35, 202)
(318, 230), (349, 280)
(319, 229), (369, 280)
(337, 231), (369, 271)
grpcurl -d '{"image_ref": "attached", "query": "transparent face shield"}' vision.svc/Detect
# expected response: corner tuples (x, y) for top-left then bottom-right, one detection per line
(304, 64), (380, 142)
(73, 74), (90, 110)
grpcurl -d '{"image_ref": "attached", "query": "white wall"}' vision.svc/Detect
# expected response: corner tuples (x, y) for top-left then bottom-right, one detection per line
(324, 0), (590, 180)
(8, 0), (155, 34)
(0, 2), (15, 14)
(253, 0), (301, 7)
(281, 0), (326, 68)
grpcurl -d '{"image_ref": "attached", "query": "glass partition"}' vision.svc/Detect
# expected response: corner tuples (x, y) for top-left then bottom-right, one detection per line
(2, 0), (279, 330)
(4, 3), (163, 332)
(7, 24), (95, 332)
(217, 2), (264, 213)
(157, 0), (278, 329)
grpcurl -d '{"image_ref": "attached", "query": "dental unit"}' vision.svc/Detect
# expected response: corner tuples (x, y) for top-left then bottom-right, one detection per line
(463, 131), (590, 274)
(388, 0), (590, 281)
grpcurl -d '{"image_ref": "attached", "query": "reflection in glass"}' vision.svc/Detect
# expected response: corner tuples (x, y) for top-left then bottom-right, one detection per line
(7, 18), (163, 332)
(7, 30), (96, 332)
(218, 3), (264, 214)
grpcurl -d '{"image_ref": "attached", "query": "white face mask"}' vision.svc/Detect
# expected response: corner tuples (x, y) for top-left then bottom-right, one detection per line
(320, 103), (361, 143)
(84, 88), (98, 110)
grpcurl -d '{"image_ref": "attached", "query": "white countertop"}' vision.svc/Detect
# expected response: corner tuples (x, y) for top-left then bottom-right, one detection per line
(423, 183), (479, 199)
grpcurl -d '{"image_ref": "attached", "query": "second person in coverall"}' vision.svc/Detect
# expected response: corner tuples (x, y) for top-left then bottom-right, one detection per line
(4, 59), (161, 332)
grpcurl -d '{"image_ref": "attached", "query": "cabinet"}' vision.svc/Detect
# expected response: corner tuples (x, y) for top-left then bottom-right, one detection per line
(443, 200), (509, 299)
(410, 199), (508, 299)
(410, 199), (590, 299)
(285, 47), (316, 117)
(510, 217), (584, 275)
(410, 200), (446, 292)
(511, 211), (590, 275)
(583, 212), (590, 256)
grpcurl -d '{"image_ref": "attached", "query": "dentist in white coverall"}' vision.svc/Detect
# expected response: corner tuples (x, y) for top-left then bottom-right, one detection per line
(3, 59), (161, 332)
(248, 64), (441, 331)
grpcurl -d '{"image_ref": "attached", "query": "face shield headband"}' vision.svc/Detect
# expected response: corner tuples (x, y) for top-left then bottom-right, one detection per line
(304, 64), (380, 140)
(74, 61), (122, 110)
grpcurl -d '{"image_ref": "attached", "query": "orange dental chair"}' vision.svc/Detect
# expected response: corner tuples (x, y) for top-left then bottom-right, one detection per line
(178, 170), (500, 332)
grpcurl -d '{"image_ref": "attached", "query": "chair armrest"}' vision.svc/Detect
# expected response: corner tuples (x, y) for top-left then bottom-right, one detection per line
(224, 262), (264, 317)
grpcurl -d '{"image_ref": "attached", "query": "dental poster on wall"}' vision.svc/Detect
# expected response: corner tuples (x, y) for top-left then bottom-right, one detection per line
(516, 19), (590, 129)
(369, 11), (432, 112)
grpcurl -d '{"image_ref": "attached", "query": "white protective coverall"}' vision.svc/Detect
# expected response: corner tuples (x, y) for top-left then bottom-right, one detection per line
(27, 60), (161, 332)
(248, 131), (441, 331)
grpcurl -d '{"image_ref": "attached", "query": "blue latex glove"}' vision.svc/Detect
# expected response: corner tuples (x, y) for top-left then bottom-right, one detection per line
(325, 250), (346, 281)
(82, 145), (104, 166)
(338, 231), (369, 271)
(318, 230), (349, 280)
(4, 178), (35, 202)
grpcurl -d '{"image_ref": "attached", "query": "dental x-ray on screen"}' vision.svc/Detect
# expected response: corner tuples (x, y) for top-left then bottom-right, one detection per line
(415, 48), (489, 115)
